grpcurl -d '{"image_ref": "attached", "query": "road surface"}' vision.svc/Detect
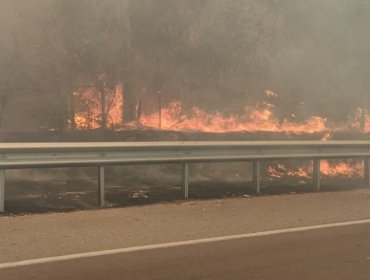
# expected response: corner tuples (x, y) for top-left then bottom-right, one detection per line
(2, 222), (370, 279)
(2, 190), (370, 279)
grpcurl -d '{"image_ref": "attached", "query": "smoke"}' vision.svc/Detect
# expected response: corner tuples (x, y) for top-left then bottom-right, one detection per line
(270, 0), (370, 120)
(0, 0), (369, 131)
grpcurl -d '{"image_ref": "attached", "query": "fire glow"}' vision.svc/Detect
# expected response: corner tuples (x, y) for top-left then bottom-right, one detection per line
(72, 88), (369, 134)
(267, 160), (364, 180)
(69, 88), (369, 180)
(73, 85), (123, 129)
(140, 101), (328, 133)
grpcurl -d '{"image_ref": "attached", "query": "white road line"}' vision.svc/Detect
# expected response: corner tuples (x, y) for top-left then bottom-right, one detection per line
(1, 218), (370, 269)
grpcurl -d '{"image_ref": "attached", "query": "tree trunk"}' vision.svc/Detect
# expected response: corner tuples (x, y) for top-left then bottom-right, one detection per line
(123, 82), (136, 123)
(158, 92), (162, 129)
(121, 0), (137, 124)
(67, 92), (76, 130)
(360, 108), (366, 132)
(360, 93), (369, 132)
(98, 84), (107, 130)
(55, 67), (72, 132)
(0, 88), (7, 128)
(135, 99), (142, 123)
(0, 98), (7, 128)
(55, 89), (68, 133)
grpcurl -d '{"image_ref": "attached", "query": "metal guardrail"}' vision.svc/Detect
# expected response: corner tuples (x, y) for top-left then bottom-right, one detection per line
(0, 141), (370, 212)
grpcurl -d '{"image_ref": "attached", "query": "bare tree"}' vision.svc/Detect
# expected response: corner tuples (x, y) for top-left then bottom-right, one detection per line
(0, 35), (29, 128)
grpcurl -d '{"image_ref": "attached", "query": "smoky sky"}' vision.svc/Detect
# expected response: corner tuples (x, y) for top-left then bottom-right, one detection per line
(0, 0), (369, 129)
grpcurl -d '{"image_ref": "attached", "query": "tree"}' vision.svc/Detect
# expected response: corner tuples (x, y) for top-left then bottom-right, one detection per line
(0, 34), (30, 128)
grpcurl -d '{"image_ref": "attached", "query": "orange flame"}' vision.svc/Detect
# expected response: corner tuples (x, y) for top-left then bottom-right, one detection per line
(349, 108), (370, 133)
(267, 160), (364, 180)
(73, 85), (123, 129)
(267, 163), (311, 179)
(320, 160), (364, 178)
(70, 87), (369, 134)
(140, 101), (327, 133)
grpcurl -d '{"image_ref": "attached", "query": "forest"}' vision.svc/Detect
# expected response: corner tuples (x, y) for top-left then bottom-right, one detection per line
(0, 0), (369, 132)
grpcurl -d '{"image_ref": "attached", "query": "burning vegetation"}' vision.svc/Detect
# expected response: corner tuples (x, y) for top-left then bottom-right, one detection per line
(267, 160), (364, 180)
(72, 85), (123, 130)
(67, 87), (368, 181)
(1, 1), (369, 135)
(0, 0), (370, 183)
(71, 88), (368, 134)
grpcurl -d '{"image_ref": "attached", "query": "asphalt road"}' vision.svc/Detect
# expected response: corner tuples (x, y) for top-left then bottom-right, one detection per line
(2, 222), (370, 280)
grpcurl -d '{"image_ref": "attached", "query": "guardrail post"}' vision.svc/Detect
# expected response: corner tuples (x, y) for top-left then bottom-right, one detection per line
(0, 170), (4, 213)
(313, 159), (321, 191)
(253, 161), (261, 194)
(182, 163), (190, 199)
(98, 166), (105, 208)
(365, 158), (370, 187)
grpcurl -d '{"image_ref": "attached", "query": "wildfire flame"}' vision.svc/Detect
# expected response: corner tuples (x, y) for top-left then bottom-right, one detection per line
(350, 108), (370, 133)
(71, 88), (369, 134)
(140, 101), (328, 133)
(69, 87), (368, 181)
(320, 160), (364, 178)
(73, 85), (123, 129)
(268, 163), (311, 179)
(267, 160), (364, 180)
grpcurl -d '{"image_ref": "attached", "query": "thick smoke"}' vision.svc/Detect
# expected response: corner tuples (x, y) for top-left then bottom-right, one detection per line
(0, 0), (369, 131)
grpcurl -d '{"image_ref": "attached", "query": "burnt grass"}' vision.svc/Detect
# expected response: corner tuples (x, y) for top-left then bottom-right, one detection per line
(3, 177), (368, 215)
(0, 129), (369, 214)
